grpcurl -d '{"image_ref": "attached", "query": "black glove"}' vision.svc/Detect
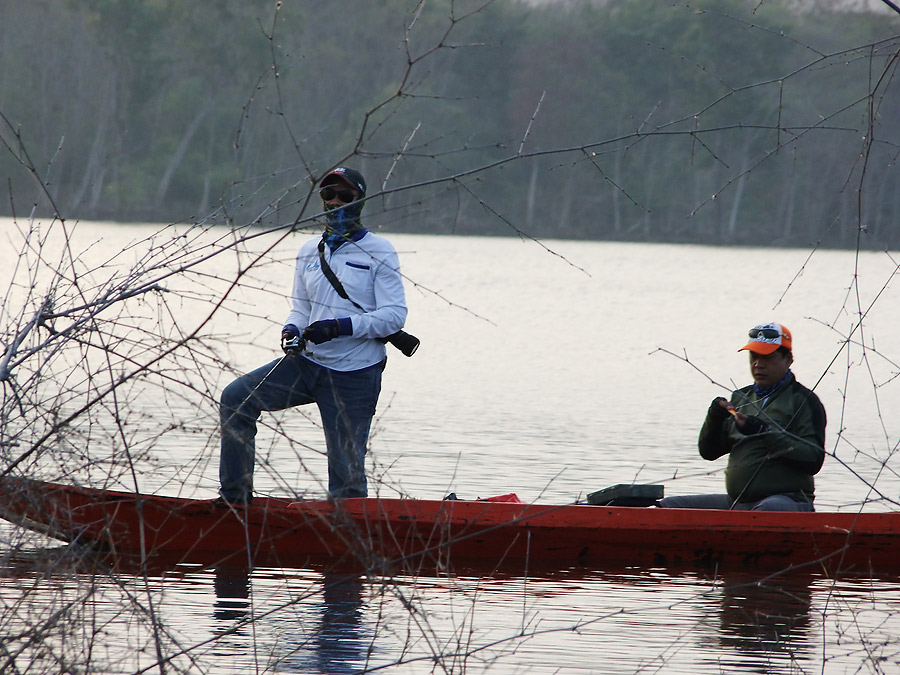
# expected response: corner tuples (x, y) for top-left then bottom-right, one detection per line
(737, 415), (768, 436)
(303, 318), (351, 345)
(281, 324), (303, 353)
(707, 397), (731, 421)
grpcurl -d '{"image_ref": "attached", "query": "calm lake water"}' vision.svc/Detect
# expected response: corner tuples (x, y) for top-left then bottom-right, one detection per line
(1, 219), (900, 673)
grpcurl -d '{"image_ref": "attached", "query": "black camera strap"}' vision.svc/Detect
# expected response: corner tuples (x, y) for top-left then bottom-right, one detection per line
(317, 239), (365, 311)
(316, 238), (420, 357)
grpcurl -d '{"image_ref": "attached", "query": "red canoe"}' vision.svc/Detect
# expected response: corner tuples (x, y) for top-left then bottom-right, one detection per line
(1, 477), (898, 575)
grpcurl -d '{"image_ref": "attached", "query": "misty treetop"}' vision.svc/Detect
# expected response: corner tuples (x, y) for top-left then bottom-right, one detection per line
(1, 0), (898, 249)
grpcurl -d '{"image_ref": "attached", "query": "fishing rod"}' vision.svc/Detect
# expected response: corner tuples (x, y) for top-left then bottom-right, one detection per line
(879, 0), (900, 16)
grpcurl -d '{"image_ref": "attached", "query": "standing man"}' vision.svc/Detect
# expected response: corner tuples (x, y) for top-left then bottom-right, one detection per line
(218, 167), (408, 504)
(660, 323), (826, 511)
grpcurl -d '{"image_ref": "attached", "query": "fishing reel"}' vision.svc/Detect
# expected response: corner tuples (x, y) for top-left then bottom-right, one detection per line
(281, 333), (306, 354)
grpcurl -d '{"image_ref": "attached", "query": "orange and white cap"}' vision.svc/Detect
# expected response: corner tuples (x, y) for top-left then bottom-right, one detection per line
(739, 323), (792, 355)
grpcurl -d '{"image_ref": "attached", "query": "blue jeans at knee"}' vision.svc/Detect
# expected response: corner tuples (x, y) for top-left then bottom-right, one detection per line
(746, 494), (814, 511)
(659, 493), (814, 511)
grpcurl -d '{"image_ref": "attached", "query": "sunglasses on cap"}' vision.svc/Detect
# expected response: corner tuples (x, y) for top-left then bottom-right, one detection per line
(320, 186), (357, 203)
(748, 327), (781, 341)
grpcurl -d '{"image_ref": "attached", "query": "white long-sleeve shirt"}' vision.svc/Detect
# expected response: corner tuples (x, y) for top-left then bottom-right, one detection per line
(284, 231), (408, 371)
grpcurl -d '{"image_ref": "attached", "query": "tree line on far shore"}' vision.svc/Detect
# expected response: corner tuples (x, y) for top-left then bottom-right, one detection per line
(1, 0), (898, 250)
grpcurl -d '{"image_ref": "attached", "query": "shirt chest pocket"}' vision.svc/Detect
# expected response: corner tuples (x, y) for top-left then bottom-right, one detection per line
(338, 260), (375, 302)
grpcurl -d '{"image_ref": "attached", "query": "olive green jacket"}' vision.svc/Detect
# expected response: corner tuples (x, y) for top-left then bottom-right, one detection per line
(698, 374), (826, 503)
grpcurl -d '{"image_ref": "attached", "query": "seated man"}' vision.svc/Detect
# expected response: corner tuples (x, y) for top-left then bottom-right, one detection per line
(660, 323), (826, 511)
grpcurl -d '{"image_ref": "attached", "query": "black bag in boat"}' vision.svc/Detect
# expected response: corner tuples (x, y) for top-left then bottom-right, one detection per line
(587, 484), (664, 507)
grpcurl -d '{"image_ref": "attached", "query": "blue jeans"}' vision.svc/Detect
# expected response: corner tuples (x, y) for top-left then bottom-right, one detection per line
(219, 354), (383, 502)
(658, 493), (814, 511)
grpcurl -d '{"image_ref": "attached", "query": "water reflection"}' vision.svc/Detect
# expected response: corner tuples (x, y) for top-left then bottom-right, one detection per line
(212, 567), (372, 674)
(213, 567), (251, 622)
(304, 574), (370, 674)
(708, 573), (814, 672)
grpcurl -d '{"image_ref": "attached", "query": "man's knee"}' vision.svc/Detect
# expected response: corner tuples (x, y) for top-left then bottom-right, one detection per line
(221, 377), (250, 410)
(750, 495), (813, 511)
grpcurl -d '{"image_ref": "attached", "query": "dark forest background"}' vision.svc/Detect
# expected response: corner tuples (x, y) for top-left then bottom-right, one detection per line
(1, 0), (899, 249)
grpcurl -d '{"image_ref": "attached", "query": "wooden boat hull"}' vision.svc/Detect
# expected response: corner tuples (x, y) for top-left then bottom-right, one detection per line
(0, 477), (898, 575)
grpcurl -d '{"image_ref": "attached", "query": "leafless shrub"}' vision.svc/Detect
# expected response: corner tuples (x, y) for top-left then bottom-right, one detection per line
(1, 2), (900, 674)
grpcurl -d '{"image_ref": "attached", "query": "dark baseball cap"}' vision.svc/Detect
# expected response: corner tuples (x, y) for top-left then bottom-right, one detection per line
(320, 167), (366, 197)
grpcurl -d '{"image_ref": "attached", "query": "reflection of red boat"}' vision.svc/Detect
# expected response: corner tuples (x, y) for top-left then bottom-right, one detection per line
(1, 477), (898, 575)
